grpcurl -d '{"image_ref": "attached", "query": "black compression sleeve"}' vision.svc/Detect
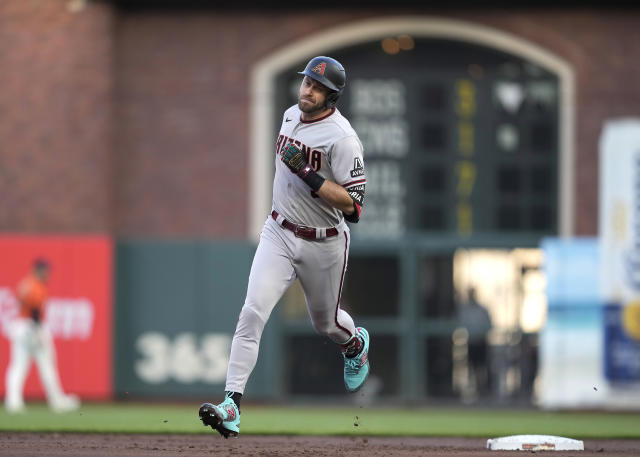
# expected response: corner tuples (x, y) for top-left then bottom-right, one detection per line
(297, 164), (325, 192)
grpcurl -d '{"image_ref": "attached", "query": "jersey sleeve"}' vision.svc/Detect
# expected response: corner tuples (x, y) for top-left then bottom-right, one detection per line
(330, 135), (366, 222)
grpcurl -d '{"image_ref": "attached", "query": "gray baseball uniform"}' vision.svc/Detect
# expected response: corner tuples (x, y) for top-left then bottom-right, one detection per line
(225, 105), (366, 394)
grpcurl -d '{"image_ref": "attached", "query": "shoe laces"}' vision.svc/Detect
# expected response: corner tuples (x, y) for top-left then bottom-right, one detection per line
(344, 355), (361, 375)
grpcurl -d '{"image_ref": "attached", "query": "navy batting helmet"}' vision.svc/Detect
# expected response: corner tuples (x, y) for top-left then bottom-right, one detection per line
(298, 56), (346, 109)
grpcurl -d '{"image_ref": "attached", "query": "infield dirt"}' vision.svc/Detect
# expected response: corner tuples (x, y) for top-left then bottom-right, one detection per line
(1, 433), (639, 456)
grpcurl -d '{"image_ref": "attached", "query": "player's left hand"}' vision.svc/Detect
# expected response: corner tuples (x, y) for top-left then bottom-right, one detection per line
(280, 143), (307, 174)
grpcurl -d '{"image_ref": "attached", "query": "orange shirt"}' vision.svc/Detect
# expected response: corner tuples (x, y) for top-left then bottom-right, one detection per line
(17, 274), (48, 319)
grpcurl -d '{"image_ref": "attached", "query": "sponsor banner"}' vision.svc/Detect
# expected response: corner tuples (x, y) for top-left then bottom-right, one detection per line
(0, 236), (113, 399)
(604, 304), (640, 381)
(599, 119), (640, 383)
(538, 238), (606, 408)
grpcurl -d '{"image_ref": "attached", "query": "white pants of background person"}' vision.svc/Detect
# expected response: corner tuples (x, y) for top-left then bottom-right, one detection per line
(4, 318), (80, 413)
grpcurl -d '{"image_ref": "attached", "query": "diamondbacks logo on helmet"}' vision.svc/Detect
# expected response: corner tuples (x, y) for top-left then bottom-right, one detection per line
(312, 62), (326, 76)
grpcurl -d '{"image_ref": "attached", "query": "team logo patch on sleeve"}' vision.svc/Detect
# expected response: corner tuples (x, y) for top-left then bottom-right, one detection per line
(350, 157), (364, 178)
(312, 62), (326, 75)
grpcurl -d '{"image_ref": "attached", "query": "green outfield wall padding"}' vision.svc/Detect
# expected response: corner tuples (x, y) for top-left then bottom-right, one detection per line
(114, 241), (279, 398)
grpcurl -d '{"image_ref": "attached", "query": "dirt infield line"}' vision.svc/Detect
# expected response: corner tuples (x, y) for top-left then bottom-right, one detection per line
(1, 433), (639, 456)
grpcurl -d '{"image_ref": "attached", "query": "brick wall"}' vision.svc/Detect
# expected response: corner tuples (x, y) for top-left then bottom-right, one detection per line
(0, 0), (114, 232)
(113, 11), (364, 237)
(2, 4), (639, 237)
(114, 9), (640, 237)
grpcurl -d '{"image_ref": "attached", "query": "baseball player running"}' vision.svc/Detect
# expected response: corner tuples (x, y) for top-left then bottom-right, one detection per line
(199, 56), (369, 438)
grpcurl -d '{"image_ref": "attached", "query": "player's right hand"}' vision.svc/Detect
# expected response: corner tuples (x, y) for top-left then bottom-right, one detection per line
(280, 143), (307, 174)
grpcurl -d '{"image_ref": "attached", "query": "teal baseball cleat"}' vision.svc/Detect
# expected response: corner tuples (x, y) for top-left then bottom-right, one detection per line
(199, 393), (240, 438)
(343, 327), (370, 392)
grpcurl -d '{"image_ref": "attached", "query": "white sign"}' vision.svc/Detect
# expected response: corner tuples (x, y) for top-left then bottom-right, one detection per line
(135, 331), (231, 384)
(0, 287), (94, 340)
(599, 118), (640, 303)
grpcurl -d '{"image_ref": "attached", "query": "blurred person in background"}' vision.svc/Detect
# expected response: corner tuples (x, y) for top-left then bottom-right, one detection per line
(4, 258), (80, 413)
(457, 287), (492, 398)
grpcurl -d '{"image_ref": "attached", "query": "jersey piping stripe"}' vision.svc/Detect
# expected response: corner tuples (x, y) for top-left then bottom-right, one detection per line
(343, 179), (366, 188)
(334, 231), (352, 339)
(299, 108), (336, 124)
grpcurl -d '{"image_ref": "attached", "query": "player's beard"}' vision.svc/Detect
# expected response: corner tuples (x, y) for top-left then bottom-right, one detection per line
(298, 97), (326, 117)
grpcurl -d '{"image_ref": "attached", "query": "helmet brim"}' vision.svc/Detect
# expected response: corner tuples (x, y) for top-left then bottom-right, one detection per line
(298, 70), (340, 92)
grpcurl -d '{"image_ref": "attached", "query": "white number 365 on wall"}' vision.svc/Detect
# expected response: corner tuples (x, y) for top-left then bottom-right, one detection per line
(135, 332), (231, 384)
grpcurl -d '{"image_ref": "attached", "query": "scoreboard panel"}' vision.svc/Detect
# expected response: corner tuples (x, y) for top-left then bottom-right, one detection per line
(275, 38), (559, 241)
